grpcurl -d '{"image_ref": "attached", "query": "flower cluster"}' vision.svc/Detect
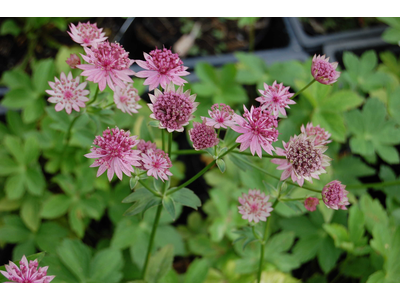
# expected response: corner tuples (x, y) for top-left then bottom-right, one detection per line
(203, 103), (236, 129)
(304, 197), (320, 212)
(68, 21), (107, 47)
(238, 189), (273, 223)
(113, 81), (142, 115)
(322, 180), (350, 210)
(189, 120), (219, 151)
(256, 81), (295, 116)
(141, 149), (173, 182)
(301, 122), (331, 146)
(311, 54), (341, 85)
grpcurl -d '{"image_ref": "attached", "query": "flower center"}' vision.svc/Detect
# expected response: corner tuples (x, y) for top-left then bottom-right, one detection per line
(287, 138), (322, 177)
(63, 90), (74, 100)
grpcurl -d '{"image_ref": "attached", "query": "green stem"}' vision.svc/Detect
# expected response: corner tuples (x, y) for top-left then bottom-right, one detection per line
(86, 85), (99, 106)
(232, 149), (285, 159)
(141, 204), (163, 279)
(292, 79), (316, 99)
(162, 130), (166, 152)
(58, 113), (81, 168)
(279, 197), (319, 202)
(346, 180), (400, 190)
(171, 149), (208, 155)
(138, 179), (160, 197)
(252, 226), (262, 241)
(168, 132), (172, 157)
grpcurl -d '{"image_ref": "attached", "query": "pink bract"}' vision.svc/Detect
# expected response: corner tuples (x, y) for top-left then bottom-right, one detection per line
(68, 21), (107, 47)
(66, 53), (80, 69)
(271, 133), (331, 187)
(78, 41), (134, 91)
(255, 81), (295, 116)
(304, 197), (320, 212)
(1, 255), (55, 283)
(301, 122), (331, 146)
(231, 105), (279, 158)
(202, 103), (237, 129)
(85, 127), (141, 181)
(311, 54), (341, 85)
(189, 120), (219, 151)
(135, 47), (189, 91)
(148, 82), (198, 132)
(113, 81), (142, 115)
(238, 189), (273, 223)
(322, 180), (350, 210)
(45, 72), (89, 114)
(141, 149), (173, 182)
(136, 139), (157, 170)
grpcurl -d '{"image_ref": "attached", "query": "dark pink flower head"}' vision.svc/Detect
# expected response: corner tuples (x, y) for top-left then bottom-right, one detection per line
(84, 127), (141, 181)
(232, 105), (279, 158)
(189, 120), (219, 151)
(46, 72), (89, 114)
(271, 133), (331, 187)
(135, 47), (189, 91)
(255, 81), (295, 116)
(1, 255), (55, 283)
(311, 54), (341, 85)
(68, 21), (107, 47)
(136, 139), (157, 170)
(238, 189), (273, 223)
(148, 82), (198, 132)
(141, 149), (173, 182)
(113, 81), (142, 115)
(78, 41), (134, 91)
(301, 122), (331, 146)
(66, 53), (80, 69)
(322, 180), (350, 210)
(304, 197), (320, 212)
(202, 103), (237, 129)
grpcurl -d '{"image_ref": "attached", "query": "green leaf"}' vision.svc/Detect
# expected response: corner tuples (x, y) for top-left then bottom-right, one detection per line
(2, 87), (38, 108)
(32, 58), (55, 94)
(312, 111), (346, 142)
(343, 51), (359, 76)
(317, 236), (342, 273)
(184, 258), (210, 283)
(319, 90), (363, 112)
(25, 165), (45, 196)
(41, 194), (71, 219)
(162, 196), (176, 220)
(348, 205), (365, 245)
(124, 195), (162, 217)
(367, 270), (387, 283)
(375, 144), (399, 164)
(0, 155), (20, 176)
(195, 62), (218, 83)
(20, 196), (41, 232)
(122, 188), (156, 203)
(292, 234), (322, 263)
(265, 231), (295, 254)
(349, 136), (374, 156)
(1, 69), (32, 90)
(155, 225), (185, 256)
(69, 206), (85, 238)
(359, 193), (389, 234)
(144, 244), (174, 283)
(23, 135), (40, 165)
(344, 109), (365, 136)
(22, 98), (45, 124)
(0, 19), (21, 36)
(360, 50), (377, 75)
(89, 248), (123, 283)
(4, 135), (25, 165)
(220, 63), (237, 86)
(323, 223), (351, 250)
(0, 216), (31, 243)
(208, 217), (227, 242)
(279, 215), (319, 238)
(110, 219), (138, 250)
(382, 27), (400, 44)
(370, 223), (391, 258)
(35, 221), (68, 253)
(169, 188), (201, 210)
(386, 227), (400, 282)
(216, 158), (226, 173)
(40, 255), (79, 283)
(5, 172), (25, 200)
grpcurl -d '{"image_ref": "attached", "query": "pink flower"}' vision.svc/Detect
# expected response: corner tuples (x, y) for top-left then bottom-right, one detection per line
(271, 133), (331, 187)
(189, 120), (219, 151)
(1, 255), (55, 283)
(68, 22), (107, 47)
(304, 197), (320, 212)
(300, 123), (331, 146)
(46, 72), (89, 114)
(141, 149), (173, 182)
(202, 103), (237, 129)
(238, 189), (273, 223)
(78, 41), (135, 91)
(148, 82), (198, 132)
(231, 105), (279, 158)
(255, 81), (295, 116)
(66, 53), (80, 69)
(135, 47), (189, 91)
(85, 127), (142, 181)
(113, 81), (142, 115)
(322, 180), (350, 210)
(136, 139), (157, 170)
(311, 54), (341, 85)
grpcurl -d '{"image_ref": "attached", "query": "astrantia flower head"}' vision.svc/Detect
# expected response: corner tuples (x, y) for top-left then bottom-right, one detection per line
(135, 47), (189, 91)
(66, 53), (80, 69)
(141, 149), (173, 182)
(113, 81), (142, 115)
(46, 72), (89, 114)
(78, 41), (134, 91)
(148, 82), (198, 132)
(238, 189), (273, 223)
(1, 255), (55, 283)
(136, 139), (157, 170)
(255, 81), (295, 116)
(68, 21), (107, 47)
(301, 122), (331, 146)
(232, 105), (279, 158)
(189, 120), (219, 151)
(311, 54), (341, 85)
(84, 127), (141, 181)
(271, 133), (331, 187)
(202, 103), (237, 129)
(304, 197), (320, 212)
(322, 180), (350, 210)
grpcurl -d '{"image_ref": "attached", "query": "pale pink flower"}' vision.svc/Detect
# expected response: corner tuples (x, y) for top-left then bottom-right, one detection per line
(304, 197), (320, 212)
(255, 81), (295, 116)
(148, 82), (198, 132)
(300, 122), (331, 146)
(1, 255), (55, 283)
(231, 105), (279, 158)
(46, 72), (89, 114)
(68, 21), (107, 47)
(113, 81), (142, 115)
(135, 47), (189, 91)
(136, 140), (157, 170)
(85, 127), (142, 181)
(141, 149), (173, 182)
(189, 120), (219, 151)
(78, 41), (134, 91)
(311, 54), (341, 85)
(271, 133), (331, 187)
(66, 53), (80, 69)
(322, 180), (350, 210)
(202, 103), (237, 129)
(238, 189), (273, 223)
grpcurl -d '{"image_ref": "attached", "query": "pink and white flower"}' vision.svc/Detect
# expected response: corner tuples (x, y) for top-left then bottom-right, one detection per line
(322, 180), (350, 210)
(78, 41), (134, 91)
(311, 54), (341, 85)
(202, 103), (237, 129)
(68, 22), (107, 47)
(1, 255), (55, 283)
(85, 127), (142, 181)
(66, 53), (80, 69)
(135, 47), (189, 91)
(46, 72), (89, 114)
(255, 81), (295, 116)
(141, 149), (173, 182)
(238, 189), (273, 223)
(300, 122), (331, 146)
(113, 81), (141, 115)
(304, 197), (320, 212)
(136, 139), (157, 170)
(189, 120), (219, 150)
(231, 105), (279, 158)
